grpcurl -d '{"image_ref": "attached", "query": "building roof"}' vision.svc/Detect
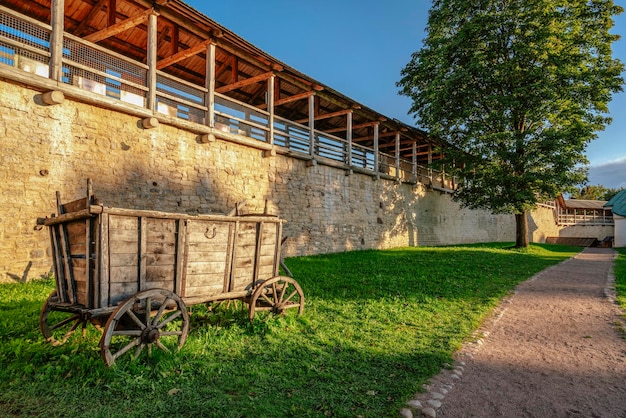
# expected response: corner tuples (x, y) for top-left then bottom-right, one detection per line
(605, 190), (626, 217)
(561, 199), (609, 210)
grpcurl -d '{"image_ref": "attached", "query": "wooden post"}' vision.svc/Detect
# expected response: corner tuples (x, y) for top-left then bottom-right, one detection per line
(49, 0), (65, 81)
(146, 11), (158, 111)
(267, 74), (275, 145)
(308, 94), (315, 157)
(412, 142), (417, 183)
(373, 123), (379, 176)
(346, 110), (352, 167)
(428, 143), (433, 183)
(206, 42), (216, 128)
(395, 132), (400, 180)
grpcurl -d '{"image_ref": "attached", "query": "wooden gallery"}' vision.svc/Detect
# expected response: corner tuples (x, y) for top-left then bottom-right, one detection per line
(0, 0), (603, 283)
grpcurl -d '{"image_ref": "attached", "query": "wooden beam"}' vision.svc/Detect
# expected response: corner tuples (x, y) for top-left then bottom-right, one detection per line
(295, 108), (353, 124)
(157, 40), (211, 69)
(108, 0), (116, 26)
(75, 0), (107, 36)
(216, 72), (274, 94)
(323, 121), (380, 134)
(258, 90), (315, 109)
(84, 8), (155, 43)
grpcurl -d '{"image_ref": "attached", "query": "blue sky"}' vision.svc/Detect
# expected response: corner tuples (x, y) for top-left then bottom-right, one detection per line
(187, 0), (626, 189)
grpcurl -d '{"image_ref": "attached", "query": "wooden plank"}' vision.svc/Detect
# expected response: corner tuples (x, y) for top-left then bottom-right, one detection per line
(110, 266), (139, 283)
(109, 240), (141, 254)
(185, 272), (226, 288)
(99, 213), (110, 308)
(145, 280), (175, 291)
(145, 253), (176, 266)
(109, 214), (139, 231)
(185, 250), (229, 263)
(145, 241), (177, 254)
(216, 71), (274, 94)
(185, 261), (227, 276)
(109, 227), (139, 243)
(109, 282), (139, 305)
(84, 8), (154, 43)
(110, 253), (139, 267)
(157, 40), (211, 70)
(91, 215), (99, 309)
(174, 219), (186, 298)
(253, 222), (263, 283)
(145, 265), (175, 282)
(146, 218), (177, 234)
(183, 283), (225, 298)
(62, 197), (89, 213)
(139, 217), (147, 292)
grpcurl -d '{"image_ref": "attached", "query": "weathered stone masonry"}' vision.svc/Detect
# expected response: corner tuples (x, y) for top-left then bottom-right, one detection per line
(0, 78), (520, 282)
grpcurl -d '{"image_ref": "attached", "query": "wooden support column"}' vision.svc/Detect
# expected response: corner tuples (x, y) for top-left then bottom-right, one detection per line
(395, 133), (401, 180)
(428, 143), (433, 182)
(346, 110), (352, 167)
(373, 123), (380, 176)
(206, 42), (216, 128)
(49, 0), (65, 81)
(308, 94), (315, 158)
(146, 11), (158, 111)
(412, 142), (417, 183)
(267, 75), (275, 145)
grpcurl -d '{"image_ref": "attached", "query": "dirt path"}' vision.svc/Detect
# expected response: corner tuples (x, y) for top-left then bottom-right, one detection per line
(402, 248), (626, 418)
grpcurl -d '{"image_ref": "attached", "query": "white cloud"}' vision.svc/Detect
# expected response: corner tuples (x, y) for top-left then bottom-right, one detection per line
(587, 158), (626, 189)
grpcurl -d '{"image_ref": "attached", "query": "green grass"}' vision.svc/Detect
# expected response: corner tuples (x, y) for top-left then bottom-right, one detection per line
(615, 247), (626, 313)
(0, 243), (582, 417)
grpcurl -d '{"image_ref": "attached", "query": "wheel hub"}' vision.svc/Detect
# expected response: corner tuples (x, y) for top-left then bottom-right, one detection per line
(141, 327), (160, 344)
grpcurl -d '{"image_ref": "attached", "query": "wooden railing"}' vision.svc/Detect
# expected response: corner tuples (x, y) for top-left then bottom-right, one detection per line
(0, 5), (455, 189)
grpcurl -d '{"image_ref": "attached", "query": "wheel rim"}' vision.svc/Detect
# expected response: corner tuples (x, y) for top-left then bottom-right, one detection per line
(99, 288), (189, 366)
(40, 291), (86, 346)
(248, 276), (305, 321)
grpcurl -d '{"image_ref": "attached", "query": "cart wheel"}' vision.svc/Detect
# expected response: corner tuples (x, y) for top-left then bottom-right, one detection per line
(99, 288), (189, 366)
(40, 291), (86, 346)
(248, 276), (305, 321)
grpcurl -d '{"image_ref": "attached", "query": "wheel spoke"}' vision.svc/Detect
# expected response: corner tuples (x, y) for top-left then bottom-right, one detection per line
(125, 308), (146, 330)
(155, 310), (182, 329)
(152, 297), (171, 326)
(276, 283), (287, 303)
(112, 330), (142, 337)
(260, 292), (274, 306)
(282, 289), (299, 305)
(134, 343), (145, 359)
(49, 314), (80, 331)
(112, 337), (142, 360)
(145, 297), (152, 325)
(155, 340), (170, 353)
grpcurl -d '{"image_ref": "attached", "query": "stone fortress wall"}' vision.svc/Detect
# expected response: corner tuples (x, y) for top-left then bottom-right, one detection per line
(0, 78), (610, 283)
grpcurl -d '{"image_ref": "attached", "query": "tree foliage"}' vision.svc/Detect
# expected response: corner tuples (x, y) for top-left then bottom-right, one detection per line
(398, 0), (624, 247)
(571, 185), (625, 200)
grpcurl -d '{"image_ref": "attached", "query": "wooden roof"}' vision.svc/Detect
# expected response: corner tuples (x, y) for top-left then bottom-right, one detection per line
(4, 0), (440, 163)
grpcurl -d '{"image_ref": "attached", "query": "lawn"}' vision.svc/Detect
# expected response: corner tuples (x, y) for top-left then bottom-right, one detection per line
(0, 243), (583, 417)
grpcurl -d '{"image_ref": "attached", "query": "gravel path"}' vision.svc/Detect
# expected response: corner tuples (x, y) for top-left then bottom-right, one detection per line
(401, 248), (626, 418)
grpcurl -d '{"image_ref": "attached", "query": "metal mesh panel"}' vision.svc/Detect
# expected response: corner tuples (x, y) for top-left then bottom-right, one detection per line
(0, 10), (50, 52)
(157, 73), (204, 104)
(0, 10), (50, 75)
(63, 36), (147, 102)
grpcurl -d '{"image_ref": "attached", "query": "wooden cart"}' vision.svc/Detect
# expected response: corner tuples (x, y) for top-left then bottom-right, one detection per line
(38, 180), (304, 366)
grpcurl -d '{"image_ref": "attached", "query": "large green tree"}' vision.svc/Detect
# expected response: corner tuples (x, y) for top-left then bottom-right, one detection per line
(398, 0), (624, 247)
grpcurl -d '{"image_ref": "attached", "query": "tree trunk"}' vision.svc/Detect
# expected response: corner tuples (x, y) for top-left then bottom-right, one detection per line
(515, 211), (529, 248)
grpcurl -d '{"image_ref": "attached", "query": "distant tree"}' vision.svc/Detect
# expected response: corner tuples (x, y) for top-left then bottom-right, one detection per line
(571, 185), (612, 200)
(397, 0), (624, 247)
